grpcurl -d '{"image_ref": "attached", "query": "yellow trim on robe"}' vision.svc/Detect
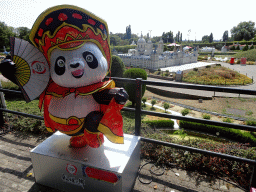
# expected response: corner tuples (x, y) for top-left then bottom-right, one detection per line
(98, 123), (124, 144)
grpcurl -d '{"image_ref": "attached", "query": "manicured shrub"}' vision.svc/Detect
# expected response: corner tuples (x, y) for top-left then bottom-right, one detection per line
(123, 68), (147, 106)
(181, 108), (190, 116)
(151, 99), (156, 108)
(142, 97), (147, 107)
(163, 102), (170, 112)
(179, 120), (256, 146)
(245, 119), (256, 126)
(143, 119), (174, 128)
(242, 44), (248, 51)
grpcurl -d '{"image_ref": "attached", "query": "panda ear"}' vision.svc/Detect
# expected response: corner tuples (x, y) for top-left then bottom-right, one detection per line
(10, 37), (50, 102)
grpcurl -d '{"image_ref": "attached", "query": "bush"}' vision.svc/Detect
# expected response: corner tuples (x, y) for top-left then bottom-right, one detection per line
(250, 45), (254, 50)
(181, 108), (190, 116)
(143, 120), (174, 128)
(179, 120), (256, 146)
(151, 99), (156, 108)
(223, 118), (233, 123)
(123, 68), (147, 106)
(245, 119), (256, 126)
(202, 114), (211, 119)
(206, 65), (211, 68)
(234, 49), (256, 61)
(142, 97), (147, 107)
(242, 44), (249, 51)
(163, 102), (170, 112)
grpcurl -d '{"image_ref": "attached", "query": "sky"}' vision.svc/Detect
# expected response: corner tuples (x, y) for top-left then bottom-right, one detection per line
(0, 0), (256, 41)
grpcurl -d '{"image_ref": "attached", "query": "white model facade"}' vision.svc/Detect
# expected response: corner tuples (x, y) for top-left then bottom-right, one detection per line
(117, 35), (199, 69)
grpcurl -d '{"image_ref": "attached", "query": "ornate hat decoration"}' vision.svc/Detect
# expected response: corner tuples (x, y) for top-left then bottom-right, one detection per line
(29, 5), (111, 70)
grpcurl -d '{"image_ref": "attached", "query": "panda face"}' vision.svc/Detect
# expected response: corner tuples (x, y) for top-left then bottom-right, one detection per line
(50, 43), (108, 88)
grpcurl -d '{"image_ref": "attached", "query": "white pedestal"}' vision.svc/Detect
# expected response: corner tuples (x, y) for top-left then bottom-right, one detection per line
(30, 132), (140, 192)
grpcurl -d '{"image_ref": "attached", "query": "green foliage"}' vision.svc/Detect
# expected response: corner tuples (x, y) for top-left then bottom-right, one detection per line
(173, 129), (187, 140)
(151, 99), (156, 108)
(242, 44), (249, 51)
(162, 31), (174, 43)
(202, 114), (211, 119)
(245, 119), (256, 126)
(141, 133), (256, 189)
(179, 120), (256, 146)
(142, 97), (147, 107)
(250, 45), (254, 49)
(231, 21), (256, 41)
(209, 33), (213, 43)
(17, 27), (30, 42)
(230, 45), (236, 50)
(163, 102), (170, 112)
(123, 68), (147, 106)
(222, 30), (229, 42)
(234, 49), (256, 61)
(143, 119), (174, 128)
(112, 45), (136, 53)
(0, 22), (17, 51)
(236, 45), (240, 50)
(223, 118), (234, 123)
(181, 108), (190, 116)
(110, 55), (125, 78)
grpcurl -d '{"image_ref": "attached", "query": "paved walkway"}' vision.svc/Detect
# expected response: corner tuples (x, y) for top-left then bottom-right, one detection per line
(0, 131), (245, 192)
(148, 61), (256, 99)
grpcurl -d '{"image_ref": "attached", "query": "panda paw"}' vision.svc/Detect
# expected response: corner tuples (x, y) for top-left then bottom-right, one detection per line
(114, 88), (128, 105)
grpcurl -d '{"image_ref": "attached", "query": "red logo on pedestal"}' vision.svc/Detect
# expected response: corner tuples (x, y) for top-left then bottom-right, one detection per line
(82, 166), (120, 184)
(66, 164), (77, 175)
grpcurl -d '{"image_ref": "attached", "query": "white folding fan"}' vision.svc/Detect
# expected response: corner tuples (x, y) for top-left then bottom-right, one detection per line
(10, 37), (50, 102)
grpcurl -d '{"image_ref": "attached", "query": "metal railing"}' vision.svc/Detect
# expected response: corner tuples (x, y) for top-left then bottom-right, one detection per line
(0, 77), (256, 191)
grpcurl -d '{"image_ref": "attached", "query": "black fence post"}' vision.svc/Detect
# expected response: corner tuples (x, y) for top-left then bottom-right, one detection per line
(135, 78), (142, 136)
(0, 82), (6, 127)
(250, 165), (256, 189)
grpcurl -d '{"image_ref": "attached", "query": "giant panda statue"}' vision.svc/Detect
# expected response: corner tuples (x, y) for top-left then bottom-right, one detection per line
(0, 5), (128, 148)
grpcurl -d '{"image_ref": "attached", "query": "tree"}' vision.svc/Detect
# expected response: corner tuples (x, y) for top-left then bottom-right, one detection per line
(202, 35), (210, 43)
(142, 97), (147, 107)
(242, 44), (249, 51)
(163, 102), (170, 112)
(151, 99), (156, 109)
(0, 22), (16, 51)
(110, 55), (125, 77)
(222, 30), (229, 42)
(231, 21), (256, 41)
(180, 33), (182, 42)
(209, 33), (213, 43)
(123, 68), (147, 107)
(17, 27), (30, 41)
(125, 25), (131, 39)
(162, 31), (174, 43)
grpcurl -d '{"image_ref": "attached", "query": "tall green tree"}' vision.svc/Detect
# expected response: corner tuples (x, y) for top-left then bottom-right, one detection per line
(231, 21), (256, 41)
(202, 35), (210, 43)
(162, 31), (174, 43)
(17, 27), (30, 41)
(180, 33), (182, 42)
(222, 30), (229, 42)
(125, 25), (131, 39)
(209, 33), (213, 43)
(0, 22), (16, 51)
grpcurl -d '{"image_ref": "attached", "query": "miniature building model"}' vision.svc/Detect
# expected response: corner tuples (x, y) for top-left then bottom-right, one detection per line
(117, 34), (199, 69)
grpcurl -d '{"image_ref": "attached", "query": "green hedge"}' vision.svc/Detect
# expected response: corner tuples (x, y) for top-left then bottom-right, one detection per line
(112, 45), (137, 53)
(179, 120), (256, 146)
(143, 120), (174, 128)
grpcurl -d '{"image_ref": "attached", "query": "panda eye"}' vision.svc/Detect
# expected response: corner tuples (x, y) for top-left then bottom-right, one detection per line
(86, 55), (93, 62)
(56, 57), (65, 67)
(55, 56), (66, 76)
(83, 51), (98, 69)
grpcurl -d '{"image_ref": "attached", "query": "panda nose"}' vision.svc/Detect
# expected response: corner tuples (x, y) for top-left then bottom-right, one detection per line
(70, 63), (80, 68)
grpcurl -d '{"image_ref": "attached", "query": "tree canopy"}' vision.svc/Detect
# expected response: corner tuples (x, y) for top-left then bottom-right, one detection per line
(162, 31), (174, 43)
(222, 30), (228, 42)
(231, 21), (256, 41)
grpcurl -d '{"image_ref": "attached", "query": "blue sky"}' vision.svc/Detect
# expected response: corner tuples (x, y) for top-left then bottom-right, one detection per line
(0, 0), (255, 40)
